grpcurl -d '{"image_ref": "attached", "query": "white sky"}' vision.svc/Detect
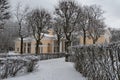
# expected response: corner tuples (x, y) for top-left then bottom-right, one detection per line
(10, 0), (120, 28)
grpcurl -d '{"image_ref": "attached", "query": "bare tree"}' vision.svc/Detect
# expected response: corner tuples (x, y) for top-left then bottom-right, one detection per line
(0, 0), (10, 29)
(77, 5), (106, 45)
(0, 22), (19, 52)
(87, 5), (106, 44)
(14, 3), (29, 54)
(55, 0), (80, 52)
(110, 28), (120, 42)
(52, 18), (63, 52)
(27, 8), (51, 54)
(76, 6), (89, 45)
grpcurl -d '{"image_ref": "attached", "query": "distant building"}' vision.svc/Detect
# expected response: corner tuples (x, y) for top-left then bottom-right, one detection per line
(15, 29), (111, 54)
(73, 29), (111, 45)
(15, 29), (65, 54)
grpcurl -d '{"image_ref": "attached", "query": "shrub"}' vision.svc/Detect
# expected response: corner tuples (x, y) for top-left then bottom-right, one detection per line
(69, 42), (120, 80)
(0, 56), (38, 79)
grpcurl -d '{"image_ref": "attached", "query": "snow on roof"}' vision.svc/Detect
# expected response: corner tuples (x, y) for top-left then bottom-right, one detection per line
(16, 36), (35, 42)
(16, 33), (57, 41)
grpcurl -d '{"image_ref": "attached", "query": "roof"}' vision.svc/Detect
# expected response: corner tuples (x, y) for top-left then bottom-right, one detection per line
(16, 33), (57, 42)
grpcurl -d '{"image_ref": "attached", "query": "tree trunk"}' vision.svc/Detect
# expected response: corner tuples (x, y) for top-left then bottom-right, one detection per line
(93, 39), (97, 44)
(57, 39), (60, 52)
(83, 30), (86, 45)
(65, 42), (67, 53)
(20, 37), (23, 54)
(35, 40), (39, 55)
(93, 40), (96, 44)
(65, 41), (71, 62)
(65, 41), (71, 53)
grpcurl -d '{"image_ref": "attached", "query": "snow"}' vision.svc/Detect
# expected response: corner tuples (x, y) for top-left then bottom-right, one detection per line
(17, 33), (57, 42)
(4, 58), (86, 80)
(7, 51), (20, 55)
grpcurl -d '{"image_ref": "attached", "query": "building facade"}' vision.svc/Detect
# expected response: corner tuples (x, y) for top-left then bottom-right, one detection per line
(15, 29), (111, 54)
(15, 30), (65, 54)
(78, 29), (111, 45)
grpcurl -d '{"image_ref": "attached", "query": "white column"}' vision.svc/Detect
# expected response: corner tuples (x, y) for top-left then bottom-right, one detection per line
(60, 41), (62, 52)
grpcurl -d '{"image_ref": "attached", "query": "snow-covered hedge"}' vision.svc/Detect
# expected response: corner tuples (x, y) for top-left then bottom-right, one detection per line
(0, 56), (38, 79)
(69, 42), (120, 80)
(0, 53), (65, 60)
(0, 53), (65, 79)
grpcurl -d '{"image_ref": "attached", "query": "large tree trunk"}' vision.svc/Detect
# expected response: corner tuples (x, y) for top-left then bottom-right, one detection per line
(65, 41), (71, 62)
(64, 39), (72, 53)
(35, 40), (40, 55)
(20, 37), (23, 54)
(93, 40), (96, 44)
(57, 35), (61, 52)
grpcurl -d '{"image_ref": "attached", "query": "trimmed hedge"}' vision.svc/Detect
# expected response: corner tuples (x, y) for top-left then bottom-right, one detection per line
(69, 42), (120, 80)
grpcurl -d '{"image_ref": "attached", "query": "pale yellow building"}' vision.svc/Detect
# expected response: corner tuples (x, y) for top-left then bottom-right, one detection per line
(15, 29), (111, 54)
(79, 29), (111, 45)
(80, 35), (107, 45)
(15, 30), (65, 54)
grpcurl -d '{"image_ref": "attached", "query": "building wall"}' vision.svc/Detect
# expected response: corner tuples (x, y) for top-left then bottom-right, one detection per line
(15, 29), (110, 54)
(15, 35), (107, 54)
(96, 35), (106, 44)
(80, 35), (106, 45)
(15, 40), (21, 53)
(30, 41), (36, 54)
(15, 38), (56, 54)
(41, 39), (53, 53)
(48, 29), (54, 35)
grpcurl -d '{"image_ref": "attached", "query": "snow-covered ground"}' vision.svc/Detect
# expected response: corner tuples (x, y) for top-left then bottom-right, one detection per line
(7, 51), (20, 55)
(4, 58), (86, 80)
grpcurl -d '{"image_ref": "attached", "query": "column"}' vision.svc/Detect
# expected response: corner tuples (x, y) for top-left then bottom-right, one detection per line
(60, 41), (62, 52)
(52, 41), (54, 53)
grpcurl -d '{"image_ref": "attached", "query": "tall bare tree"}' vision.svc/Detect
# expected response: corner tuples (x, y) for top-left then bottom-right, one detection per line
(76, 6), (90, 45)
(87, 5), (106, 44)
(27, 8), (51, 54)
(15, 3), (29, 54)
(0, 0), (10, 29)
(55, 0), (80, 52)
(77, 5), (105, 44)
(52, 18), (63, 52)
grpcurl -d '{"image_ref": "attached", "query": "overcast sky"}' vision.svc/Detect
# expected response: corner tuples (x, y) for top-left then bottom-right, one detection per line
(10, 0), (120, 28)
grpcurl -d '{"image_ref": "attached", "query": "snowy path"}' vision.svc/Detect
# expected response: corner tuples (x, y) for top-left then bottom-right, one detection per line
(4, 58), (86, 80)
